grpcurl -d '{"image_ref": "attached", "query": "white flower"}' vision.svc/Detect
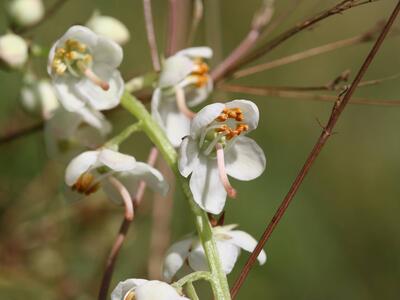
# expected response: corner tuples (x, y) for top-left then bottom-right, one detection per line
(44, 107), (110, 158)
(8, 0), (44, 27)
(111, 279), (189, 300)
(65, 148), (168, 203)
(21, 77), (59, 120)
(0, 33), (28, 69)
(47, 25), (124, 113)
(163, 224), (267, 281)
(179, 100), (266, 214)
(151, 47), (213, 147)
(86, 12), (130, 46)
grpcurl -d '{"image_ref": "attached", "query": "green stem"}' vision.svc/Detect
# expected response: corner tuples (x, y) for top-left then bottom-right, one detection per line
(172, 271), (212, 288)
(186, 282), (199, 300)
(105, 121), (143, 147)
(121, 91), (231, 300)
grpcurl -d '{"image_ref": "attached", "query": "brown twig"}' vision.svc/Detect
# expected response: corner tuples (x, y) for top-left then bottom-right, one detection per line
(143, 0), (161, 72)
(0, 122), (43, 144)
(210, 0), (275, 82)
(230, 2), (400, 298)
(15, 0), (70, 34)
(233, 24), (382, 79)
(219, 82), (400, 107)
(214, 0), (379, 82)
(97, 148), (159, 300)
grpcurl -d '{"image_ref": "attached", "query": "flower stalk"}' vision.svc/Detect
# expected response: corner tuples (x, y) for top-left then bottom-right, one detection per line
(121, 91), (232, 300)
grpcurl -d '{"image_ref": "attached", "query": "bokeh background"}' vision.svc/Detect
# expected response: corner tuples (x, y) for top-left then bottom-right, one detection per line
(0, 0), (400, 299)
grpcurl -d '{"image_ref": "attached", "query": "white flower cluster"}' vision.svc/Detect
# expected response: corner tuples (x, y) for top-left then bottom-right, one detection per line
(2, 4), (268, 295)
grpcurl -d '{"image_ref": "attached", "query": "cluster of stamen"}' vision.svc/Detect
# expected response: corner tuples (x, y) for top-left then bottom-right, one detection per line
(124, 291), (136, 300)
(51, 39), (109, 90)
(189, 57), (209, 88)
(215, 108), (248, 140)
(71, 172), (100, 195)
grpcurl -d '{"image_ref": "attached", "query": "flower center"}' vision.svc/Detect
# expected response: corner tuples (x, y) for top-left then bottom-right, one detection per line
(124, 291), (136, 300)
(51, 39), (109, 90)
(200, 107), (249, 156)
(71, 172), (100, 195)
(187, 57), (209, 88)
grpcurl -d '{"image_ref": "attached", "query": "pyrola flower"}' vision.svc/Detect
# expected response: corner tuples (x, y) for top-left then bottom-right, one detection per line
(65, 148), (168, 204)
(111, 279), (189, 300)
(163, 224), (267, 281)
(151, 47), (213, 147)
(179, 100), (266, 214)
(47, 26), (124, 113)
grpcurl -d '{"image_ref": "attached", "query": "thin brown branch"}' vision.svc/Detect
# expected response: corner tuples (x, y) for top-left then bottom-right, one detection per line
(143, 0), (161, 72)
(0, 122), (43, 145)
(219, 83), (400, 107)
(233, 23), (382, 78)
(210, 0), (275, 82)
(216, 0), (379, 81)
(15, 0), (70, 34)
(165, 0), (190, 56)
(230, 2), (400, 298)
(97, 148), (159, 300)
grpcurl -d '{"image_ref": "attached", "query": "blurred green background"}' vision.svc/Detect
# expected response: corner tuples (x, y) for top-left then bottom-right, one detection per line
(0, 0), (400, 299)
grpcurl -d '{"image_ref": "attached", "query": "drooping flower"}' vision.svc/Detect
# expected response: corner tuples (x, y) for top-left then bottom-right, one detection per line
(86, 12), (130, 46)
(111, 279), (189, 300)
(65, 148), (168, 203)
(20, 75), (59, 120)
(47, 25), (124, 113)
(44, 106), (110, 158)
(163, 224), (267, 281)
(8, 0), (44, 27)
(151, 47), (213, 147)
(0, 33), (28, 69)
(179, 100), (266, 214)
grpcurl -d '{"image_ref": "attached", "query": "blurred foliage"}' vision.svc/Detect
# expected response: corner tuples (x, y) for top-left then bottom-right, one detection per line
(0, 0), (400, 299)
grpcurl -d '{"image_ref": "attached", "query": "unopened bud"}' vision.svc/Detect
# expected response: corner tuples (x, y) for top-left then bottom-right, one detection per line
(8, 0), (44, 27)
(86, 13), (130, 45)
(0, 33), (28, 69)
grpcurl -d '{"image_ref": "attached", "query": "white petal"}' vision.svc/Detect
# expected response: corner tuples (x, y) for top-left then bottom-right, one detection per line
(226, 100), (259, 131)
(189, 156), (227, 214)
(163, 238), (193, 282)
(75, 106), (111, 135)
(135, 280), (186, 300)
(176, 47), (213, 59)
(178, 137), (200, 178)
(159, 55), (193, 88)
(216, 240), (241, 274)
(76, 65), (124, 110)
(225, 136), (266, 181)
(151, 88), (191, 147)
(190, 103), (225, 139)
(93, 35), (123, 68)
(124, 162), (169, 196)
(185, 75), (213, 107)
(98, 148), (136, 171)
(111, 279), (148, 300)
(58, 25), (98, 50)
(187, 242), (208, 271)
(53, 77), (85, 112)
(65, 150), (100, 186)
(227, 230), (267, 265)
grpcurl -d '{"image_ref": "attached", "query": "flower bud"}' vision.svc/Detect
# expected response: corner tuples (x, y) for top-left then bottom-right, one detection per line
(21, 78), (59, 119)
(86, 13), (130, 45)
(8, 0), (45, 27)
(0, 33), (28, 69)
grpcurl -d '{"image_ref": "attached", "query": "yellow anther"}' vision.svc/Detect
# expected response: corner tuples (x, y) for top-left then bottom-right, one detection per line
(214, 108), (249, 140)
(72, 172), (100, 195)
(193, 74), (208, 88)
(124, 291), (136, 300)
